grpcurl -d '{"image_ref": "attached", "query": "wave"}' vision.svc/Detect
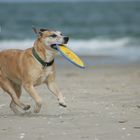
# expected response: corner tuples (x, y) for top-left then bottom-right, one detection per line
(69, 38), (131, 55)
(0, 38), (140, 59)
(0, 40), (34, 50)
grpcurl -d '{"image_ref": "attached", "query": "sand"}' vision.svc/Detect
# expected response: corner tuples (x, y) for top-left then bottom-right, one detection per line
(0, 62), (140, 140)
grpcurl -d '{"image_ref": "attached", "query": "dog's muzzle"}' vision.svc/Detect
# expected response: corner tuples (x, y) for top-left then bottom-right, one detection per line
(51, 36), (69, 50)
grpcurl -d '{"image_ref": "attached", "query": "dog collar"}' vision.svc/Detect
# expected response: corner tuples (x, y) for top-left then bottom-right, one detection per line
(32, 47), (54, 67)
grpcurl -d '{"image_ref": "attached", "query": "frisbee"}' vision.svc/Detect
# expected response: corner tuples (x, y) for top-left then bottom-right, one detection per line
(57, 44), (85, 69)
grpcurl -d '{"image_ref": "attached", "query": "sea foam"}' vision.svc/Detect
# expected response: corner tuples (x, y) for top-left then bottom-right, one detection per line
(0, 38), (139, 60)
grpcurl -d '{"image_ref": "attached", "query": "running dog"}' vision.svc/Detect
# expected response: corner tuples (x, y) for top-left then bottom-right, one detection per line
(0, 28), (69, 114)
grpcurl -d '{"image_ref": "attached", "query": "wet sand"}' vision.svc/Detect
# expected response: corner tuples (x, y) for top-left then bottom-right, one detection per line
(0, 62), (140, 140)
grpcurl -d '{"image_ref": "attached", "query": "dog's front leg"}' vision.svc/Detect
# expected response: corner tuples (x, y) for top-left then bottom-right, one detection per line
(47, 82), (67, 107)
(46, 75), (67, 107)
(23, 84), (42, 113)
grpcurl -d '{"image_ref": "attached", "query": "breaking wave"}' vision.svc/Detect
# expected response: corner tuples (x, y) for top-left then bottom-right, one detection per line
(0, 38), (140, 60)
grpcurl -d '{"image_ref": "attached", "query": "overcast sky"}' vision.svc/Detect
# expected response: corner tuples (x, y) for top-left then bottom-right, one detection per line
(0, 0), (139, 2)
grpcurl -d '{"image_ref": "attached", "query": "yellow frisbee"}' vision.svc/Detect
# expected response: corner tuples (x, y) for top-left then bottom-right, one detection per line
(57, 45), (85, 69)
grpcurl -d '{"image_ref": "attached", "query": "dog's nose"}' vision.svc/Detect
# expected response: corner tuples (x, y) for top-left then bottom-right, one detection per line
(64, 36), (69, 44)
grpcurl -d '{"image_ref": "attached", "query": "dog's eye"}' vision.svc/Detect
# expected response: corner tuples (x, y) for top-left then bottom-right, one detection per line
(50, 34), (57, 38)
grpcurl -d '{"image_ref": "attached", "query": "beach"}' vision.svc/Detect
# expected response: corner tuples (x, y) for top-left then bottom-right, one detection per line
(0, 1), (140, 140)
(0, 60), (140, 140)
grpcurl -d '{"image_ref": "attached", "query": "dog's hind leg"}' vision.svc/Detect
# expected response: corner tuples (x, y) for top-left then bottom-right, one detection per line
(10, 84), (21, 114)
(9, 83), (23, 114)
(0, 76), (30, 112)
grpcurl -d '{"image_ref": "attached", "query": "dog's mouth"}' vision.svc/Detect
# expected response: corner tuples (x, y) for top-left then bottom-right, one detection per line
(51, 44), (67, 50)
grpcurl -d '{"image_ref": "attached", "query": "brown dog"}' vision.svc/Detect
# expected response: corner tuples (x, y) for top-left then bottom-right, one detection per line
(0, 28), (68, 114)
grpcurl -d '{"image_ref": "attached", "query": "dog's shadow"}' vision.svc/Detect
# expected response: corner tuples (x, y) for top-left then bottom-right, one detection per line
(0, 110), (74, 119)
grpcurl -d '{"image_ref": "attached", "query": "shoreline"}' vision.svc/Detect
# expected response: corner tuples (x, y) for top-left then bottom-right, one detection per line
(55, 55), (140, 67)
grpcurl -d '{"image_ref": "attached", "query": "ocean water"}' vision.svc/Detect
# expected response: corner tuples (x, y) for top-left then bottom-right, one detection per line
(0, 1), (140, 62)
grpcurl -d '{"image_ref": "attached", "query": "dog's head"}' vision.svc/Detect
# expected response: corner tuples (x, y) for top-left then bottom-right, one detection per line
(33, 27), (69, 51)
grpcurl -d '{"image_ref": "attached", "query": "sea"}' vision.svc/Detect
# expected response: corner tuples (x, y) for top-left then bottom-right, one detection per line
(0, 1), (140, 65)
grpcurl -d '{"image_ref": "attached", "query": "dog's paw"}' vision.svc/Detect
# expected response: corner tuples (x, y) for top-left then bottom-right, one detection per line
(59, 102), (67, 108)
(34, 106), (41, 113)
(34, 109), (40, 113)
(23, 105), (31, 111)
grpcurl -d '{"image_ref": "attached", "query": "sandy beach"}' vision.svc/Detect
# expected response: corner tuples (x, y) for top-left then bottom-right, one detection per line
(0, 0), (140, 140)
(0, 61), (140, 140)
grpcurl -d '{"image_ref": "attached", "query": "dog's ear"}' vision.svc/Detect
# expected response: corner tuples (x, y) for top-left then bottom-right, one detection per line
(40, 28), (47, 32)
(32, 27), (38, 34)
(32, 27), (50, 37)
(32, 27), (43, 37)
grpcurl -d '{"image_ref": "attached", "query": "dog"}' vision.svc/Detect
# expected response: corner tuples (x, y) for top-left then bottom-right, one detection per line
(0, 28), (69, 114)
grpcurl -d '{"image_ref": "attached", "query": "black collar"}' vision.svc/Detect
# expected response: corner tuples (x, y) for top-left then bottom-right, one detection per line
(32, 47), (54, 67)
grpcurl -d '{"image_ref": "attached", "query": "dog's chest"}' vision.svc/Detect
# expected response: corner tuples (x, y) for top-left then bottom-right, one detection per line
(34, 66), (53, 85)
